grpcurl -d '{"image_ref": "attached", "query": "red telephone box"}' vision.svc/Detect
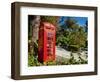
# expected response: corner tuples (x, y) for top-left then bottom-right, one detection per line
(38, 22), (56, 63)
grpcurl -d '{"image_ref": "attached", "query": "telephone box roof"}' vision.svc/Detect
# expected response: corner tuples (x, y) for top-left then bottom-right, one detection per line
(41, 22), (55, 28)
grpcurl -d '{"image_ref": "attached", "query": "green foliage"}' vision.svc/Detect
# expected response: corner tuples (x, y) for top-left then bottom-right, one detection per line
(46, 61), (56, 65)
(41, 16), (58, 25)
(56, 17), (87, 52)
(28, 54), (57, 66)
(65, 17), (77, 29)
(28, 54), (35, 66)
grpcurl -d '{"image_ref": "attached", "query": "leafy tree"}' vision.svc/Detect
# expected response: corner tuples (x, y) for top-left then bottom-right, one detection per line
(41, 16), (59, 25)
(65, 17), (77, 30)
(56, 17), (87, 51)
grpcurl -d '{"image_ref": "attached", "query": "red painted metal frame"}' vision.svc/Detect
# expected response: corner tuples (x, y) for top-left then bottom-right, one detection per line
(38, 22), (56, 63)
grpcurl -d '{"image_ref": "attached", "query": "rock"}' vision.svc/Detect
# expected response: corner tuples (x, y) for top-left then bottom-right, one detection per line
(56, 46), (88, 63)
(56, 46), (71, 59)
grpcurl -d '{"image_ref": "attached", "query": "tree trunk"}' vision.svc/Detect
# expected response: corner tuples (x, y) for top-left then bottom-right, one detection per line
(31, 15), (40, 43)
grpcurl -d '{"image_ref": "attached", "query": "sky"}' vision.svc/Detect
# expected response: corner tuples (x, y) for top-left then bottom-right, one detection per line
(59, 16), (88, 27)
(73, 17), (88, 26)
